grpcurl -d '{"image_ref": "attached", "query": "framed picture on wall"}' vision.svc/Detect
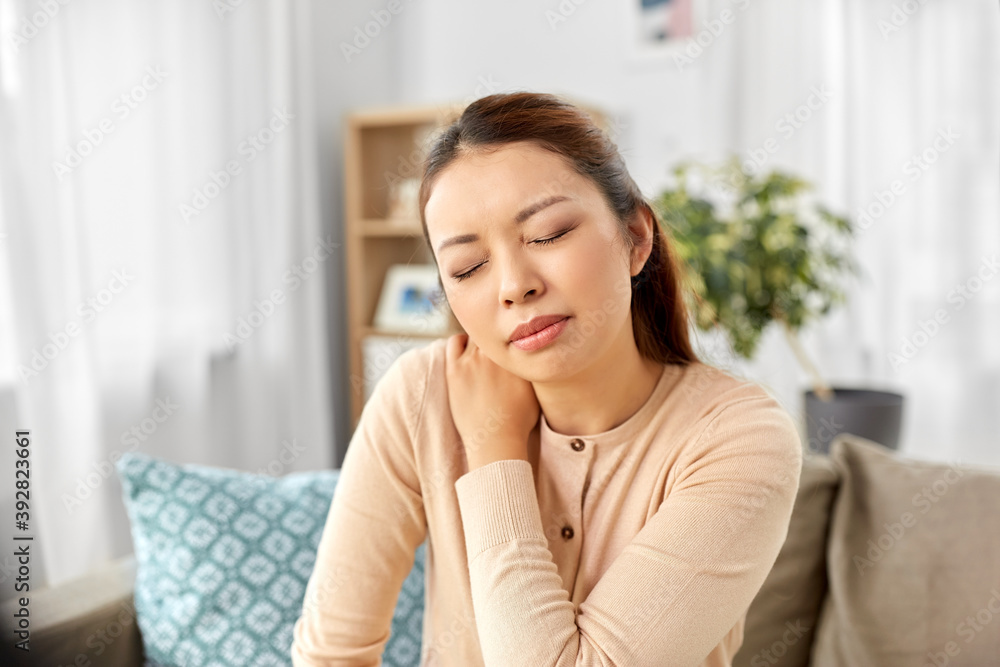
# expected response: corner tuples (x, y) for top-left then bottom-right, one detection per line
(625, 0), (711, 64)
(373, 264), (451, 335)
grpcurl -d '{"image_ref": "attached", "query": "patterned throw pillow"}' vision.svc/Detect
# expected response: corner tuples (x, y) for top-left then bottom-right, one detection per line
(116, 451), (426, 667)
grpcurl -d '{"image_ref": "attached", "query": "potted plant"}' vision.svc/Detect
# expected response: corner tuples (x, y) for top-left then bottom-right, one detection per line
(652, 156), (905, 454)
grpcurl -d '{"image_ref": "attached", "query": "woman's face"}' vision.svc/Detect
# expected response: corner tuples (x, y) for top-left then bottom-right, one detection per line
(425, 140), (644, 381)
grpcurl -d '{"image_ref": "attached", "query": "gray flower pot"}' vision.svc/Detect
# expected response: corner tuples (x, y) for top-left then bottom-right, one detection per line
(803, 388), (906, 454)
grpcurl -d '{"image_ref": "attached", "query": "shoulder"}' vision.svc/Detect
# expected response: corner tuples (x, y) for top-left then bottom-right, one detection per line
(673, 361), (803, 471)
(368, 337), (448, 426)
(389, 336), (448, 390)
(673, 361), (775, 411)
(676, 362), (796, 428)
(381, 336), (446, 383)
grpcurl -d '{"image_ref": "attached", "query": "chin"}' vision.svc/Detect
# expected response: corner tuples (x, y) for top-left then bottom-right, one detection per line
(517, 350), (577, 380)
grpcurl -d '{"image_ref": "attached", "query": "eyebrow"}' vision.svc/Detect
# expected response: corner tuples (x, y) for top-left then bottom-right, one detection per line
(436, 194), (573, 254)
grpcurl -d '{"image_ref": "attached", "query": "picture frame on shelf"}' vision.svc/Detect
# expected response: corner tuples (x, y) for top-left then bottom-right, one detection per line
(387, 177), (422, 223)
(374, 264), (450, 335)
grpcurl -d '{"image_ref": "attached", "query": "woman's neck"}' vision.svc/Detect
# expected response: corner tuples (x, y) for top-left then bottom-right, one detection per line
(534, 348), (664, 438)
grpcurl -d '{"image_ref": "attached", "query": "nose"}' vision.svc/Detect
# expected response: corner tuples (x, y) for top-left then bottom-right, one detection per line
(498, 253), (542, 305)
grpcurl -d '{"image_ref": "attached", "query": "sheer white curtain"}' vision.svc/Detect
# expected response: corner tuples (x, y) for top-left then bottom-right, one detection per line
(704, 0), (1000, 466)
(0, 0), (333, 588)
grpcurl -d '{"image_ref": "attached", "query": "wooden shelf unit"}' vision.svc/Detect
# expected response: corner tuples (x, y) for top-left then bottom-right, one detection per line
(344, 102), (464, 429)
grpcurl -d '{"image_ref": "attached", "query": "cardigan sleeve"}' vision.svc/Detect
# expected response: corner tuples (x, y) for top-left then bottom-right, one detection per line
(454, 393), (803, 667)
(291, 350), (428, 666)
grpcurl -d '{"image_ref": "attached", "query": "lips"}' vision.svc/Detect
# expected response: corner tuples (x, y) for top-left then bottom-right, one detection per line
(509, 315), (570, 343)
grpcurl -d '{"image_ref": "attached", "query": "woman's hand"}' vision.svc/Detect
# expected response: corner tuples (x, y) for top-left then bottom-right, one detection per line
(445, 333), (539, 471)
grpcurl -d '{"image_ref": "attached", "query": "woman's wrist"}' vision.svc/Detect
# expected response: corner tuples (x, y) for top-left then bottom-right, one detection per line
(465, 437), (529, 472)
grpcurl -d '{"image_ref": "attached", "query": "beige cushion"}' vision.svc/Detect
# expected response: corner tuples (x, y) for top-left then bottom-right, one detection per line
(811, 433), (1000, 666)
(734, 453), (840, 667)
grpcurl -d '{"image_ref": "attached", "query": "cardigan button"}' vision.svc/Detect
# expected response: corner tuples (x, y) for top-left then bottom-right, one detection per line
(570, 438), (585, 452)
(561, 525), (574, 540)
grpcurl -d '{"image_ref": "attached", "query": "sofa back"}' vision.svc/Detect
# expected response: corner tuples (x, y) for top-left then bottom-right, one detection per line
(733, 452), (839, 666)
(735, 433), (1000, 667)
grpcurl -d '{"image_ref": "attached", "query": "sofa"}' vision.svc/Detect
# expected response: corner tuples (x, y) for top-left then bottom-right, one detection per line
(5, 432), (1000, 667)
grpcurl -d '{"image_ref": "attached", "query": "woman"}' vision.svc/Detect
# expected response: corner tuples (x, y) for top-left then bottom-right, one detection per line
(292, 92), (802, 667)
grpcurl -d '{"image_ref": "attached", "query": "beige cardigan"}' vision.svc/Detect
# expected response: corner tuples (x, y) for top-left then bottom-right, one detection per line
(291, 337), (802, 667)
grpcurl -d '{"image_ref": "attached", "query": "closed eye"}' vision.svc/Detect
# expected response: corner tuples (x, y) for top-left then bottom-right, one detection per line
(452, 229), (571, 282)
(532, 230), (569, 247)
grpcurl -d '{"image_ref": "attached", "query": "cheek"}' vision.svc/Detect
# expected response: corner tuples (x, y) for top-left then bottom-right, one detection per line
(553, 240), (622, 296)
(447, 290), (489, 335)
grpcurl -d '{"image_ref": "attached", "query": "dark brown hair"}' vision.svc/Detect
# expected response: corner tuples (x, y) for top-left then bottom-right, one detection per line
(417, 91), (698, 366)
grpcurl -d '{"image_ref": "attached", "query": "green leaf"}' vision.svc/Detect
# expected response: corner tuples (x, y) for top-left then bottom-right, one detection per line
(653, 154), (857, 368)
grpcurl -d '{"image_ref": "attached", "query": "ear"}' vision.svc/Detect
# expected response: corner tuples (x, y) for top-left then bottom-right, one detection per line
(629, 205), (655, 277)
